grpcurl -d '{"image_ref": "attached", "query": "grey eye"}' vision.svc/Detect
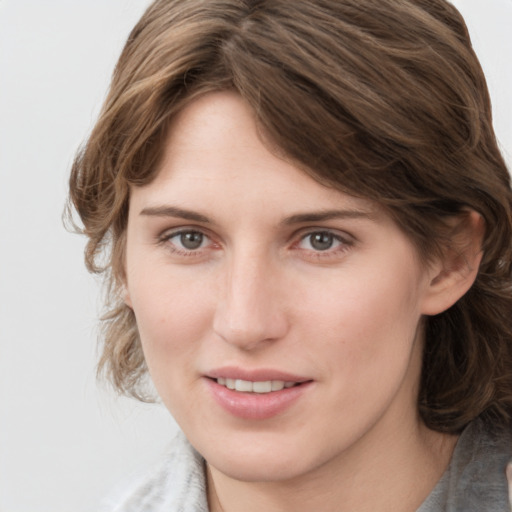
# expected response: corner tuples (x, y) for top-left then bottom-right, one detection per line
(309, 232), (335, 251)
(179, 231), (204, 250)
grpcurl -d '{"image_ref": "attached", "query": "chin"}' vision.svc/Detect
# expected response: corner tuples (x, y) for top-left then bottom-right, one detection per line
(195, 429), (329, 483)
(211, 453), (312, 483)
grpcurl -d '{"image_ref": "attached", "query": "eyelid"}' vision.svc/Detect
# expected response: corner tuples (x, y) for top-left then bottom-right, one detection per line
(293, 227), (355, 245)
(158, 224), (212, 241)
(290, 228), (355, 259)
(158, 226), (219, 255)
(156, 225), (354, 259)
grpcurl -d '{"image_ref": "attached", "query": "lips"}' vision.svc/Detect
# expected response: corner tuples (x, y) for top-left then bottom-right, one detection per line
(216, 377), (297, 393)
(205, 367), (313, 420)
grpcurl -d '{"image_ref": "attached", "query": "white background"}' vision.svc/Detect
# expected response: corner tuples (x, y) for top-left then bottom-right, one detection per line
(0, 1), (510, 511)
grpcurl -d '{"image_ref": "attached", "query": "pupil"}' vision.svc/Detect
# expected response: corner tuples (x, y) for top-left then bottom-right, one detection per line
(311, 232), (333, 251)
(180, 232), (203, 250)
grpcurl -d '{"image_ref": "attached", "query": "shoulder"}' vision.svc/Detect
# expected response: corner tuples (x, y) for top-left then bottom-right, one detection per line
(420, 417), (512, 512)
(99, 430), (208, 512)
(456, 418), (512, 510)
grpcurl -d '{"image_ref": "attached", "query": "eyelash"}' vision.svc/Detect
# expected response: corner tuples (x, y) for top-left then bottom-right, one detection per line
(294, 230), (353, 259)
(158, 228), (354, 260)
(158, 229), (216, 258)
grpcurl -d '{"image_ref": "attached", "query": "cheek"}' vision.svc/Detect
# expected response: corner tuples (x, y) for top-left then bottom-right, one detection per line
(300, 263), (424, 380)
(130, 278), (215, 418)
(129, 270), (215, 370)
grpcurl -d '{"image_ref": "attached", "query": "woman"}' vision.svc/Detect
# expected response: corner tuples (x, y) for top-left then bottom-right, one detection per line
(68, 0), (512, 510)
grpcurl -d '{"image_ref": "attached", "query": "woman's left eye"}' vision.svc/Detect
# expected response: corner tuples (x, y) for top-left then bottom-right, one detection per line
(297, 231), (348, 252)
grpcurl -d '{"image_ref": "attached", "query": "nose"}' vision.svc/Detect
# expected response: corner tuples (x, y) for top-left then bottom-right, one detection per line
(213, 250), (289, 351)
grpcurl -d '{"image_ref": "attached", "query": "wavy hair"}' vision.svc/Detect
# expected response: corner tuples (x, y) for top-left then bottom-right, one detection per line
(68, 0), (512, 433)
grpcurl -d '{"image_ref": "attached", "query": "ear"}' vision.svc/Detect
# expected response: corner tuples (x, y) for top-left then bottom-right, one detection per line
(421, 210), (485, 316)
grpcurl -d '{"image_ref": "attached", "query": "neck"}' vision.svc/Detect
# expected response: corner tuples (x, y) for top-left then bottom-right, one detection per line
(207, 419), (458, 512)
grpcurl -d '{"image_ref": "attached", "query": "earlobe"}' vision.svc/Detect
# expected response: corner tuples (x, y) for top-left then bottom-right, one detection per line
(421, 211), (485, 316)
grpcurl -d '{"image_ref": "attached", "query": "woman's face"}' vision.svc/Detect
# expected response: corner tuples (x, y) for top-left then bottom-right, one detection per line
(125, 91), (439, 483)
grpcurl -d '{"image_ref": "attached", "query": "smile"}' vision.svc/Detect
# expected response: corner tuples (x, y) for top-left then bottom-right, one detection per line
(207, 376), (313, 420)
(216, 378), (297, 393)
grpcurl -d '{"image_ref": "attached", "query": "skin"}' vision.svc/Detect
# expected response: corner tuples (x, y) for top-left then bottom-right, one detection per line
(124, 91), (482, 512)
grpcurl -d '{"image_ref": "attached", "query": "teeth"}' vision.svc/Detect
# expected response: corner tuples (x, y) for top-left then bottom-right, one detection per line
(253, 381), (272, 393)
(216, 378), (297, 393)
(271, 380), (284, 391)
(235, 379), (253, 392)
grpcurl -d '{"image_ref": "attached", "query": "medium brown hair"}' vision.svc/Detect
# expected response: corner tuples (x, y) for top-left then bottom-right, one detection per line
(68, 0), (512, 433)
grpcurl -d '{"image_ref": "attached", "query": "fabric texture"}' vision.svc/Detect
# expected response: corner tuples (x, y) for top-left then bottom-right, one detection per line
(100, 431), (208, 512)
(417, 418), (512, 512)
(101, 418), (512, 512)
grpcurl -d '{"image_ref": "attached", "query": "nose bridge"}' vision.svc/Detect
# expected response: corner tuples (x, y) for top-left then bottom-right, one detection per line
(213, 244), (287, 349)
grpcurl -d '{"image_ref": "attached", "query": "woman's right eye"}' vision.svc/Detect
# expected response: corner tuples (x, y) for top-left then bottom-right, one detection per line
(160, 229), (212, 254)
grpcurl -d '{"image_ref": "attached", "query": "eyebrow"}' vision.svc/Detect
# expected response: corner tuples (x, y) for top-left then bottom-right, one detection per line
(281, 209), (374, 225)
(139, 206), (210, 223)
(139, 205), (374, 225)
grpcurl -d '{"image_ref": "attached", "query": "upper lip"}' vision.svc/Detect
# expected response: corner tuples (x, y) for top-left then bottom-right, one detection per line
(206, 366), (311, 383)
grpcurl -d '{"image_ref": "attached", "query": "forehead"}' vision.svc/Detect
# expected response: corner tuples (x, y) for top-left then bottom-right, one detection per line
(130, 91), (378, 220)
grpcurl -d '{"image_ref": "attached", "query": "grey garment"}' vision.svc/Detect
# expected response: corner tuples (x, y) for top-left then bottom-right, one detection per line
(418, 418), (512, 512)
(102, 418), (511, 512)
(100, 431), (208, 512)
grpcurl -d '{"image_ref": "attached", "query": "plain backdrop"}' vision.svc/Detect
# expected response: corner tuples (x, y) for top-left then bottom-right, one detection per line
(0, 1), (510, 511)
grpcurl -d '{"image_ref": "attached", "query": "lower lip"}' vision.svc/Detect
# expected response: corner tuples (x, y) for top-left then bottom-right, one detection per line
(205, 379), (312, 420)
